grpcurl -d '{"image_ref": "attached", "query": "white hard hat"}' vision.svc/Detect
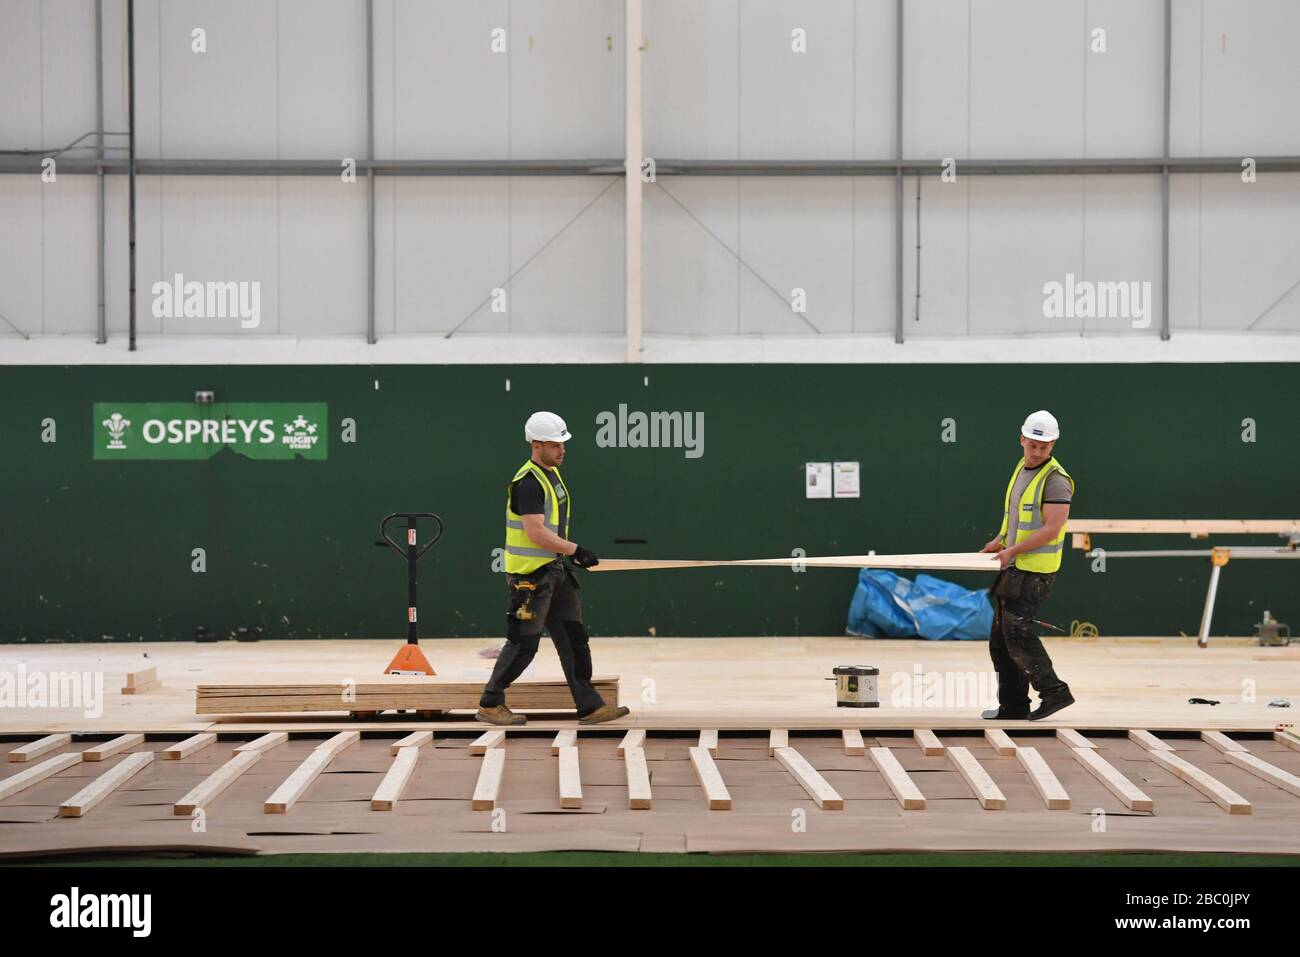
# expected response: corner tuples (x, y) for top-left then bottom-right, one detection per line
(524, 411), (572, 443)
(1021, 410), (1060, 442)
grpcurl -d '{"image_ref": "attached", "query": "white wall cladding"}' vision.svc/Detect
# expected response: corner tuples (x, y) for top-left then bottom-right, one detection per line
(0, 0), (1297, 345)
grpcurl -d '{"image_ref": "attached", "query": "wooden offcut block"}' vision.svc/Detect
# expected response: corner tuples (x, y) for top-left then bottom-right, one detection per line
(688, 746), (731, 810)
(234, 732), (288, 755)
(913, 729), (944, 756)
(1148, 750), (1251, 814)
(0, 752), (82, 801)
(162, 733), (217, 760)
(59, 752), (154, 817)
(263, 731), (359, 814)
(82, 733), (145, 762)
(869, 747), (926, 810)
(1015, 746), (1070, 810)
(624, 746), (652, 810)
(1056, 728), (1094, 749)
(372, 747), (420, 811)
(558, 745), (583, 809)
(774, 747), (843, 810)
(472, 748), (506, 811)
(551, 730), (577, 756)
(1069, 747), (1153, 812)
(174, 751), (261, 815)
(469, 729), (506, 755)
(698, 730), (718, 755)
(121, 666), (158, 695)
(984, 728), (1018, 755)
(842, 729), (866, 756)
(617, 729), (646, 756)
(390, 731), (433, 755)
(7, 733), (71, 763)
(1128, 729), (1174, 752)
(946, 746), (1006, 810)
(768, 729), (788, 756)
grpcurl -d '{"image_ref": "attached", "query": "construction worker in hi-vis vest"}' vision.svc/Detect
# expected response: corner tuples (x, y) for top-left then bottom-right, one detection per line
(979, 410), (1076, 722)
(477, 411), (631, 727)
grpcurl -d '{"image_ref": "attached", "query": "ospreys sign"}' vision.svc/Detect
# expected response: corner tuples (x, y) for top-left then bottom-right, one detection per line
(93, 403), (328, 460)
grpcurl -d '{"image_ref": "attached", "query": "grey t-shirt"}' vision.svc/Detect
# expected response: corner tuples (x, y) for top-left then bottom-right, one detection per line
(1005, 462), (1073, 544)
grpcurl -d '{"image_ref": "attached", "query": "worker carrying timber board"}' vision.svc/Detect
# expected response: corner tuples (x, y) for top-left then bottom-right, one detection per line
(477, 411), (631, 727)
(978, 410), (1076, 721)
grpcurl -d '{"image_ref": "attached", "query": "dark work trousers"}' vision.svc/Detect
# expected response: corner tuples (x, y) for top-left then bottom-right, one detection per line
(479, 559), (607, 715)
(988, 566), (1070, 708)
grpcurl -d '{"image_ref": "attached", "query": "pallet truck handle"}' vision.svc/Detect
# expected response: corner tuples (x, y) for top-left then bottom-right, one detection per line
(378, 512), (444, 561)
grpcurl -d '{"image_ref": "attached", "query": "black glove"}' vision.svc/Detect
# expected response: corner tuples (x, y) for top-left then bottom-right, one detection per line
(571, 545), (600, 568)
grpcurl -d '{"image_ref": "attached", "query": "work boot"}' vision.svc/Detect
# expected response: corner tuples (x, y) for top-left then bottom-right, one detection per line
(476, 705), (526, 726)
(981, 706), (1030, 720)
(1029, 690), (1075, 721)
(578, 704), (631, 725)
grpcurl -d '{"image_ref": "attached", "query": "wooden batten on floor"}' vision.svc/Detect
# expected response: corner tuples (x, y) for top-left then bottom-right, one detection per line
(1200, 730), (1245, 753)
(372, 746), (421, 811)
(82, 734), (145, 762)
(551, 730), (577, 756)
(1224, 750), (1300, 798)
(768, 729), (788, 756)
(1056, 728), (1094, 749)
(59, 752), (154, 817)
(913, 729), (944, 756)
(1015, 746), (1070, 810)
(263, 731), (359, 814)
(558, 745), (583, 809)
(162, 733), (217, 760)
(472, 748), (506, 811)
(390, 731), (433, 755)
(174, 751), (261, 815)
(1129, 729), (1174, 752)
(234, 732), (289, 755)
(774, 747), (843, 810)
(688, 746), (731, 810)
(469, 729), (506, 755)
(946, 746), (1006, 810)
(841, 729), (866, 756)
(0, 752), (82, 801)
(7, 733), (71, 763)
(121, 666), (159, 695)
(623, 746), (652, 810)
(1148, 750), (1251, 814)
(869, 746), (926, 810)
(1275, 730), (1300, 753)
(698, 730), (718, 755)
(984, 728), (1018, 755)
(617, 729), (646, 756)
(1069, 747), (1154, 812)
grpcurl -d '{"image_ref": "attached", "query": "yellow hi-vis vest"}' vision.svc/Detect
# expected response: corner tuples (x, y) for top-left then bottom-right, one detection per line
(503, 459), (571, 575)
(997, 456), (1074, 573)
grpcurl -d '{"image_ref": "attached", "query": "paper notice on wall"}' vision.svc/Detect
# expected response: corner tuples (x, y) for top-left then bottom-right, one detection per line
(833, 461), (860, 498)
(805, 462), (832, 499)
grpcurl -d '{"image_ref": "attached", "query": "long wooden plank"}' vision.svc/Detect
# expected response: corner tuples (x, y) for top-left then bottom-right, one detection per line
(868, 746), (926, 810)
(842, 729), (866, 756)
(768, 729), (788, 756)
(0, 752), (82, 801)
(1224, 750), (1300, 798)
(688, 746), (731, 810)
(174, 751), (261, 815)
(234, 732), (288, 755)
(263, 731), (359, 813)
(82, 733), (145, 762)
(1056, 728), (1095, 749)
(623, 746), (652, 809)
(589, 552), (1000, 573)
(1070, 519), (1300, 535)
(7, 733), (71, 763)
(1016, 746), (1070, 809)
(371, 747), (420, 811)
(469, 729), (506, 755)
(913, 729), (944, 755)
(390, 731), (433, 755)
(551, 730), (577, 756)
(698, 730), (718, 755)
(946, 746), (1006, 809)
(59, 752), (154, 817)
(1276, 730), (1300, 753)
(558, 746), (583, 808)
(774, 747), (844, 810)
(121, 666), (158, 694)
(985, 728), (1017, 755)
(618, 729), (646, 756)
(1128, 729), (1174, 752)
(1069, 747), (1154, 811)
(1148, 750), (1251, 814)
(162, 733), (217, 760)
(472, 748), (506, 811)
(1200, 730), (1246, 754)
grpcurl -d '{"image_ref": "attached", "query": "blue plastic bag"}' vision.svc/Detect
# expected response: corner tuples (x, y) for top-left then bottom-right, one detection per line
(846, 568), (993, 641)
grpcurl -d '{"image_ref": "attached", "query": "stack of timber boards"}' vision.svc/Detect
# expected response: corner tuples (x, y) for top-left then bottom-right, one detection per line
(196, 676), (619, 715)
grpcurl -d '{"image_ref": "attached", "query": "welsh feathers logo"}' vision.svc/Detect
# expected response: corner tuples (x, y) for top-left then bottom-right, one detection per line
(102, 412), (131, 450)
(281, 413), (320, 451)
